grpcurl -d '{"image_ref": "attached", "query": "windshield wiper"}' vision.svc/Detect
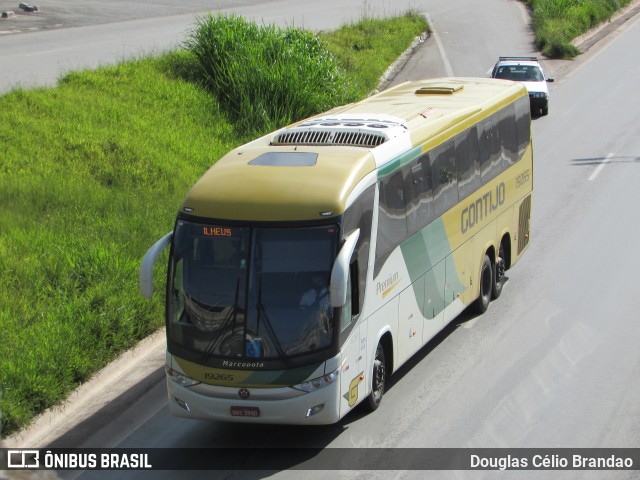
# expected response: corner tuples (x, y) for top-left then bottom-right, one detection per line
(256, 277), (289, 367)
(198, 277), (241, 361)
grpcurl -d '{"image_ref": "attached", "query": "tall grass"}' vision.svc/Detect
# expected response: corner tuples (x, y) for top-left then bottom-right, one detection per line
(523, 0), (633, 58)
(184, 14), (355, 134)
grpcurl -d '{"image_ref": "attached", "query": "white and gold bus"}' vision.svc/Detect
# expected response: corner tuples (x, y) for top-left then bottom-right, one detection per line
(140, 77), (533, 424)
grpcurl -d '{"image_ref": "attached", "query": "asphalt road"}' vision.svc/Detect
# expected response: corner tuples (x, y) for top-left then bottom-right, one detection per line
(3, 1), (640, 479)
(0, 0), (536, 93)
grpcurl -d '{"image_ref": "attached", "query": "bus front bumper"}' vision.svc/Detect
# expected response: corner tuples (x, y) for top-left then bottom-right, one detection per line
(167, 377), (341, 425)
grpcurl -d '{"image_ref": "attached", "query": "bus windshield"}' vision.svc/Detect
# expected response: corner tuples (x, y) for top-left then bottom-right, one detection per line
(168, 220), (339, 364)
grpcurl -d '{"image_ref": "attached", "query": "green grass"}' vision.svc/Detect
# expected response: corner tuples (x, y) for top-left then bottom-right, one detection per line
(0, 58), (239, 435)
(523, 0), (633, 58)
(0, 14), (427, 437)
(321, 12), (429, 97)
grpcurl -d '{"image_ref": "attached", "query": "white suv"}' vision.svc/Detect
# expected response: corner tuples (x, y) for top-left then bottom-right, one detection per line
(490, 56), (554, 116)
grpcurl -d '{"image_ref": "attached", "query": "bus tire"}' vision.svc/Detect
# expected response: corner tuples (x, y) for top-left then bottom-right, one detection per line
(364, 342), (386, 412)
(492, 243), (506, 300)
(474, 254), (493, 314)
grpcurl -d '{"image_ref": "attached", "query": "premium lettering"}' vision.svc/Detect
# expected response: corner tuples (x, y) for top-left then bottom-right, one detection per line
(376, 272), (399, 297)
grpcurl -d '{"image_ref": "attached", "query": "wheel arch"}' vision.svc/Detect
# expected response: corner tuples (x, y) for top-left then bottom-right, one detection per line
(484, 243), (496, 265)
(379, 330), (394, 377)
(499, 231), (512, 270)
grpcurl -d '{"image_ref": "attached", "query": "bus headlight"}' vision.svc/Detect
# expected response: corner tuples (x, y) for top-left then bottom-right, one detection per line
(166, 366), (200, 387)
(292, 368), (339, 393)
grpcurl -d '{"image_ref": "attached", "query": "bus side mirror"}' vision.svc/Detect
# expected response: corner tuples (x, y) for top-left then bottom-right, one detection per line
(330, 229), (360, 308)
(139, 232), (173, 299)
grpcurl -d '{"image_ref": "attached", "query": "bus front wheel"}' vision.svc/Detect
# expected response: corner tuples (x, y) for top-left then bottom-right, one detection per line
(474, 254), (493, 314)
(364, 343), (386, 411)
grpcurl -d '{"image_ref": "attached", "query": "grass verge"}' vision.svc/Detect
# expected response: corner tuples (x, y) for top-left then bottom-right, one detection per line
(0, 58), (238, 435)
(321, 11), (429, 97)
(523, 0), (634, 58)
(0, 13), (427, 437)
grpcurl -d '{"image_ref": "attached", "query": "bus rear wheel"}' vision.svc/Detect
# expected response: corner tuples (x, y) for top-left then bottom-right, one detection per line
(474, 254), (493, 314)
(364, 343), (386, 411)
(492, 243), (506, 300)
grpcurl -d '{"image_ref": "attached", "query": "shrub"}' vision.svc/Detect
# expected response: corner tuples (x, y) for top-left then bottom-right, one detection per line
(184, 14), (355, 133)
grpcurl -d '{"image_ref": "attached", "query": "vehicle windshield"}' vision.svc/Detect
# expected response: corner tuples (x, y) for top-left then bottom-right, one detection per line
(168, 220), (338, 363)
(495, 65), (544, 82)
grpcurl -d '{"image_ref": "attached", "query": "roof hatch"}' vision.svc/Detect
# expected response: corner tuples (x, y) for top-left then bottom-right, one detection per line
(415, 84), (463, 95)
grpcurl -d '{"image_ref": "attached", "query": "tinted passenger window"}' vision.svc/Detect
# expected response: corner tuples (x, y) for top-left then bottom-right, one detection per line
(376, 170), (407, 261)
(405, 154), (434, 237)
(455, 127), (481, 200)
(499, 104), (518, 169)
(515, 96), (531, 159)
(343, 185), (375, 316)
(478, 119), (501, 182)
(430, 141), (457, 217)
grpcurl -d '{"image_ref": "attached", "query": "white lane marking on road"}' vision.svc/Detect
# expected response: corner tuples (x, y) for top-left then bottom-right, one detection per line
(515, 0), (530, 25)
(588, 152), (614, 181)
(425, 14), (454, 77)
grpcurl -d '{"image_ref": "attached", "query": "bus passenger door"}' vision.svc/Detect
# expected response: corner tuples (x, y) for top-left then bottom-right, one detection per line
(337, 268), (366, 417)
(340, 322), (364, 416)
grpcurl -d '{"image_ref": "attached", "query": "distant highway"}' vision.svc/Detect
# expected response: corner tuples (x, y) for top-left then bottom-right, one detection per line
(0, 0), (533, 93)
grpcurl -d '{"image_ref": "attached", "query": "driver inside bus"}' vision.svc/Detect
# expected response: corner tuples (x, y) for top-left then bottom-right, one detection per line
(299, 273), (332, 341)
(299, 273), (329, 309)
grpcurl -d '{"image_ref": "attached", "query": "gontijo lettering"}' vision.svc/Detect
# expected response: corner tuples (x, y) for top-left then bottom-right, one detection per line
(461, 182), (505, 234)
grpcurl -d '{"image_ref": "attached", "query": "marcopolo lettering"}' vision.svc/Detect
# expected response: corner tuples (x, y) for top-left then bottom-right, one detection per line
(222, 360), (265, 369)
(461, 183), (505, 234)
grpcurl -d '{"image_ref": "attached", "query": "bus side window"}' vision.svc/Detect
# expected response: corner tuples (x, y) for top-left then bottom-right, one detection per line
(455, 126), (481, 201)
(349, 260), (359, 317)
(376, 170), (408, 262)
(515, 96), (531, 159)
(406, 154), (434, 237)
(499, 104), (518, 169)
(478, 119), (501, 182)
(339, 260), (359, 329)
(430, 141), (458, 217)
(338, 261), (359, 347)
(343, 185), (374, 314)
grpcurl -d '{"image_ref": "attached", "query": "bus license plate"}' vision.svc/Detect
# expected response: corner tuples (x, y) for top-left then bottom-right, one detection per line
(230, 406), (260, 417)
